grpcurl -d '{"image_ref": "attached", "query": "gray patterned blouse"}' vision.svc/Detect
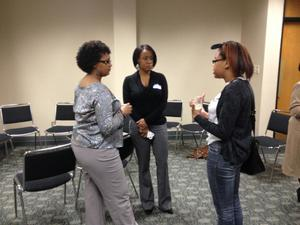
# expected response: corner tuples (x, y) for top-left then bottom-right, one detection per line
(72, 82), (123, 149)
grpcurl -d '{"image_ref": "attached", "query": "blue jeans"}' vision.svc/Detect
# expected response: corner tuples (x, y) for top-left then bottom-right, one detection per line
(207, 142), (242, 225)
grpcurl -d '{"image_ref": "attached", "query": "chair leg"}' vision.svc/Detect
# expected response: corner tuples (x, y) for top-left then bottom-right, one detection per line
(64, 183), (67, 204)
(126, 168), (139, 198)
(10, 139), (15, 152)
(44, 134), (48, 147)
(38, 132), (42, 148)
(53, 134), (57, 145)
(175, 128), (182, 151)
(260, 147), (267, 163)
(192, 134), (199, 147)
(181, 131), (185, 145)
(18, 191), (27, 225)
(175, 129), (178, 151)
(34, 133), (37, 149)
(199, 133), (204, 147)
(4, 141), (8, 156)
(270, 147), (281, 182)
(75, 167), (83, 209)
(13, 180), (17, 218)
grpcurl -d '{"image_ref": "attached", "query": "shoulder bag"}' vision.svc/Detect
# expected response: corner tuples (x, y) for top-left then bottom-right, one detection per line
(240, 83), (265, 175)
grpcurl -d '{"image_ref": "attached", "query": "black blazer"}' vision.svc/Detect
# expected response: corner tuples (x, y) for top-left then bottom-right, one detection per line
(123, 70), (168, 125)
(195, 78), (252, 165)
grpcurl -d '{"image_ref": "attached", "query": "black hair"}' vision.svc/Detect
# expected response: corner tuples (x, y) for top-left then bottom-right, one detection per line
(76, 40), (111, 74)
(132, 44), (157, 68)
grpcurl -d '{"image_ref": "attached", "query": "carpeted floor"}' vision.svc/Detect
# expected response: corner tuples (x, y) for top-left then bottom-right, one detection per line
(0, 140), (300, 225)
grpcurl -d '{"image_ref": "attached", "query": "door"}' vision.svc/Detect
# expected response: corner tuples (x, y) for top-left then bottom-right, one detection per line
(277, 22), (300, 112)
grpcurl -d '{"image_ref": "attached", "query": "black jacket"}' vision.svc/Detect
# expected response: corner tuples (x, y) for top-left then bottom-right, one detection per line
(123, 71), (168, 125)
(195, 78), (253, 165)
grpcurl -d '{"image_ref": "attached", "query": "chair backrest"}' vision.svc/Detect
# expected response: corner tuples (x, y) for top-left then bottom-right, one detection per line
(55, 103), (75, 121)
(163, 100), (183, 118)
(267, 110), (290, 135)
(118, 136), (134, 161)
(0, 103), (33, 124)
(23, 143), (76, 183)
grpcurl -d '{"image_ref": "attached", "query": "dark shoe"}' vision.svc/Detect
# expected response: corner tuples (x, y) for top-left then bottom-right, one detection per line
(159, 208), (173, 214)
(297, 187), (300, 202)
(144, 207), (154, 215)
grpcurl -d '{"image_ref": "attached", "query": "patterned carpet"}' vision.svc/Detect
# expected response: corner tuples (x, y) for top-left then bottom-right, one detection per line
(0, 140), (300, 225)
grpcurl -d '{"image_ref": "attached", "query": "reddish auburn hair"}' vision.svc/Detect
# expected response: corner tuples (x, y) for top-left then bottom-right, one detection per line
(219, 41), (254, 80)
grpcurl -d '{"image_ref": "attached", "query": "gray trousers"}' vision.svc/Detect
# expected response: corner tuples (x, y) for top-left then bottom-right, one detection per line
(71, 143), (137, 225)
(129, 122), (172, 210)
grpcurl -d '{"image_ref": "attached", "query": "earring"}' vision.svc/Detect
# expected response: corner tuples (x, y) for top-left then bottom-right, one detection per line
(135, 64), (139, 70)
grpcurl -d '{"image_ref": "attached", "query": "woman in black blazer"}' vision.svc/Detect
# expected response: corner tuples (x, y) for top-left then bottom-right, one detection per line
(191, 41), (254, 225)
(123, 44), (172, 215)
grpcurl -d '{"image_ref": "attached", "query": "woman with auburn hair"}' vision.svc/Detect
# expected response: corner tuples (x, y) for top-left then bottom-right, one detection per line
(190, 41), (254, 225)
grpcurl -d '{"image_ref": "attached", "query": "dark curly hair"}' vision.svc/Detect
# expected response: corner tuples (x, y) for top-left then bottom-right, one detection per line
(76, 40), (111, 74)
(132, 44), (157, 68)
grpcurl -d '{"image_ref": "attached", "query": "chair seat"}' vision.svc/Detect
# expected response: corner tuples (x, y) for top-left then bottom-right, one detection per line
(15, 171), (72, 192)
(255, 136), (285, 148)
(181, 123), (204, 133)
(166, 121), (180, 129)
(6, 127), (38, 135)
(0, 133), (11, 142)
(46, 125), (73, 133)
(118, 137), (133, 161)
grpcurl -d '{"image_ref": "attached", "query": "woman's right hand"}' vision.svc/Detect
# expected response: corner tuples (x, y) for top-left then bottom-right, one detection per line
(189, 99), (208, 120)
(121, 103), (132, 116)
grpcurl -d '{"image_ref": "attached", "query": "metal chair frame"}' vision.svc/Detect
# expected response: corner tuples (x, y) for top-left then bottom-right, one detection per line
(0, 103), (40, 149)
(255, 109), (290, 181)
(45, 102), (75, 145)
(13, 143), (76, 224)
(163, 100), (183, 149)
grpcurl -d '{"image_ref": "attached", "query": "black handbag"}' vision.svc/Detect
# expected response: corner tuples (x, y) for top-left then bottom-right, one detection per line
(241, 137), (265, 175)
(240, 83), (265, 175)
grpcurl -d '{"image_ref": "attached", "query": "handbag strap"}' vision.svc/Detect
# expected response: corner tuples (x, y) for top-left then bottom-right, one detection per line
(247, 81), (256, 136)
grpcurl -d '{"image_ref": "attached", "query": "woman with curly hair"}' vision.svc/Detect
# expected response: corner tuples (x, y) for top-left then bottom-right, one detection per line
(71, 40), (137, 225)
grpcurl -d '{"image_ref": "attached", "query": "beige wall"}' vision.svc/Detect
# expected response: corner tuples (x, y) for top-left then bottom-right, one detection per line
(137, 0), (243, 124)
(241, 0), (269, 134)
(0, 0), (134, 132)
(112, 0), (137, 99)
(0, 0), (285, 136)
(258, 0), (284, 134)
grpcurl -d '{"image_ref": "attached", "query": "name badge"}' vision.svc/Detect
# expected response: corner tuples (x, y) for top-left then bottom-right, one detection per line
(153, 84), (162, 90)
